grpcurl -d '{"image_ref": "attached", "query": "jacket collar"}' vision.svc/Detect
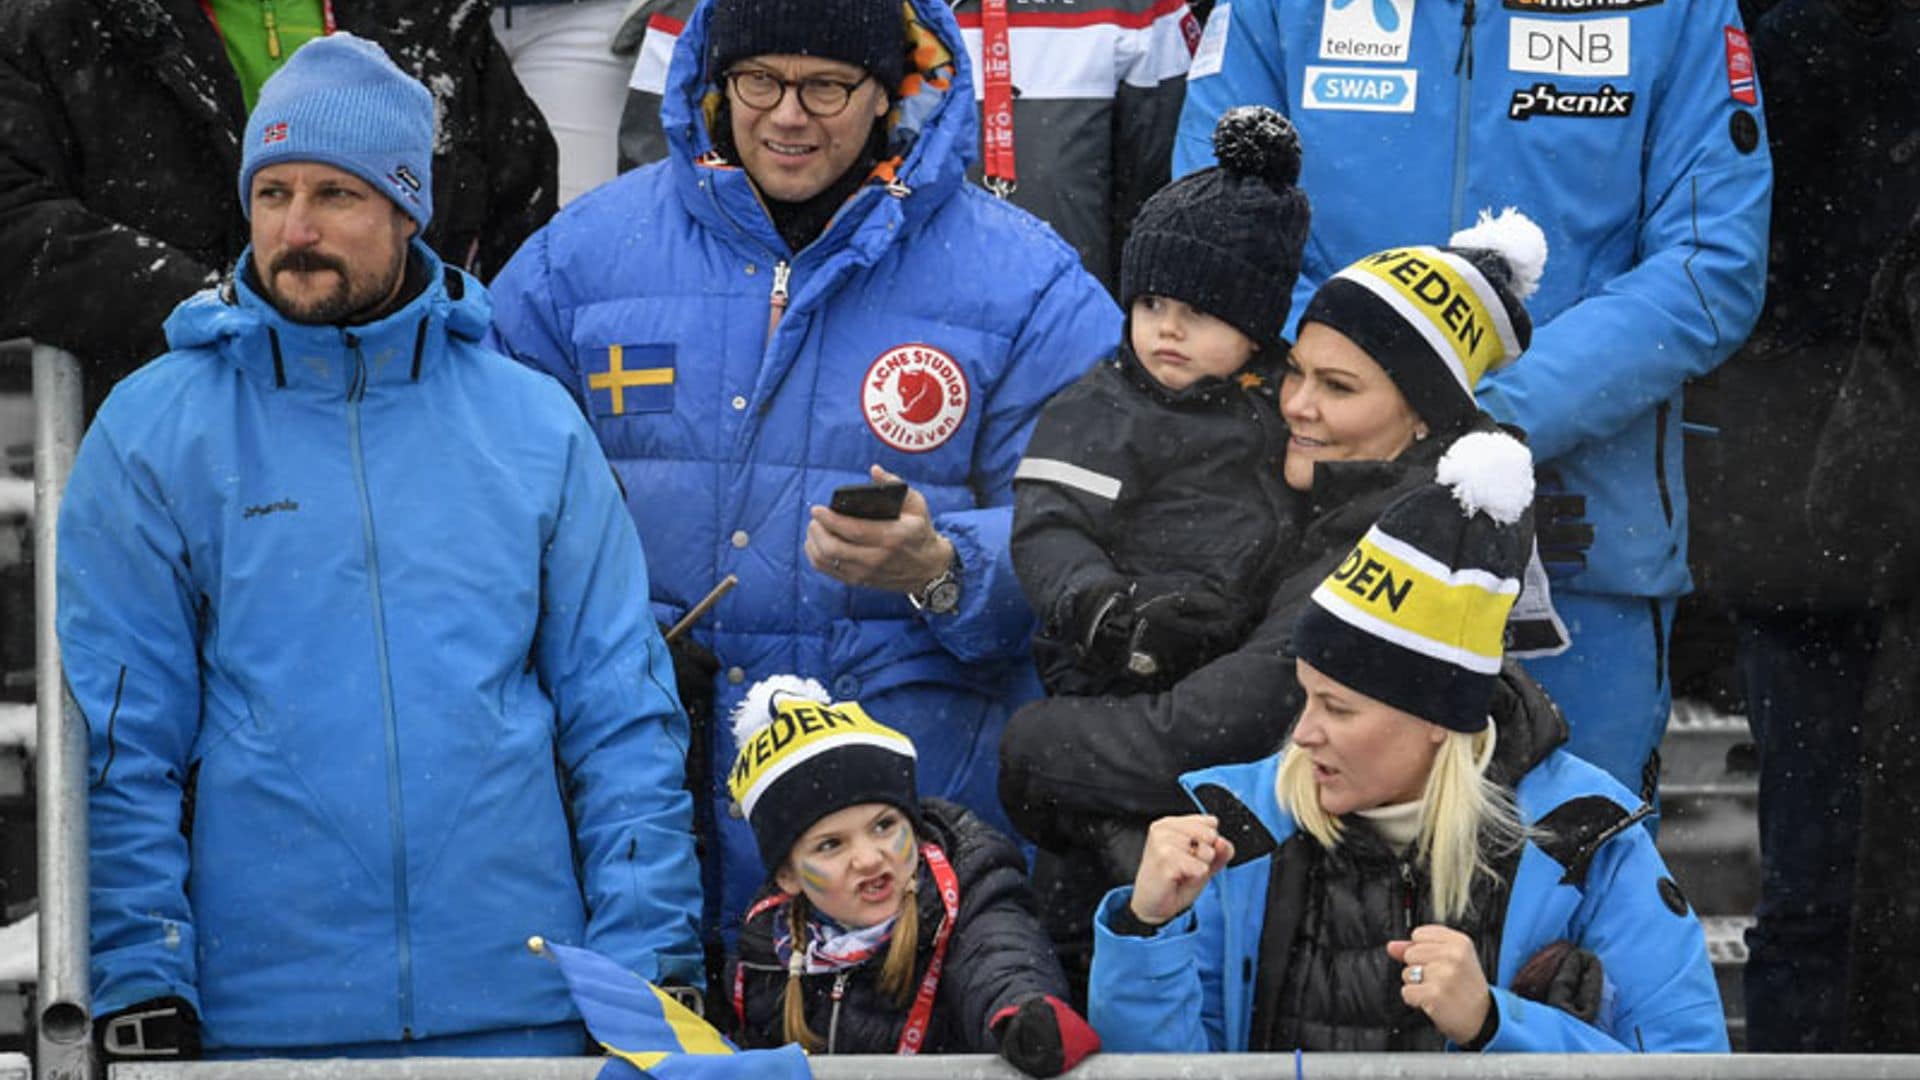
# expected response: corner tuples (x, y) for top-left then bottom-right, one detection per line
(659, 0), (975, 261)
(163, 239), (491, 396)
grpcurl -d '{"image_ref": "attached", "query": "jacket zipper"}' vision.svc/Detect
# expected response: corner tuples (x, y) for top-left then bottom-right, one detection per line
(766, 260), (792, 346)
(827, 971), (849, 1052)
(345, 332), (416, 1039)
(1398, 858), (1415, 935)
(1449, 0), (1477, 232)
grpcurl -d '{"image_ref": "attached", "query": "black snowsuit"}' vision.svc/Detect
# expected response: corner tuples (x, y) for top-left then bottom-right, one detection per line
(0, 0), (556, 406)
(729, 798), (1068, 1054)
(1808, 205), (1920, 1053)
(1012, 345), (1300, 696)
(999, 428), (1465, 978)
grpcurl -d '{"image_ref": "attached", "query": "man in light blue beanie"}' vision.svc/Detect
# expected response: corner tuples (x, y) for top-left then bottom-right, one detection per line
(63, 28), (702, 1066)
(236, 34), (435, 326)
(241, 33), (436, 232)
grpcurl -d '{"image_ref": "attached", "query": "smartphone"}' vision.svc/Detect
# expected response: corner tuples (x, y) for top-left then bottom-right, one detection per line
(1192, 782), (1278, 867)
(829, 480), (909, 521)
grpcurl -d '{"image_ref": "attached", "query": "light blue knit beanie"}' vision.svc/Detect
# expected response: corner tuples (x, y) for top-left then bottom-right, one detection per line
(239, 33), (436, 229)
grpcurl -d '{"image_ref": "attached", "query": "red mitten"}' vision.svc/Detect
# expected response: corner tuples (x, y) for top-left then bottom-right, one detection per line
(991, 994), (1101, 1078)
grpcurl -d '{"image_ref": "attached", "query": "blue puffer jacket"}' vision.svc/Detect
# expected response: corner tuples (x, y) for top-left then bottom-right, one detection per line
(1176, 0), (1771, 598)
(60, 242), (702, 1051)
(1087, 673), (1728, 1053)
(487, 0), (1118, 940)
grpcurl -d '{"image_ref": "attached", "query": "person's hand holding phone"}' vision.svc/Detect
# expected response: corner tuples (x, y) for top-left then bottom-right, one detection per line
(1129, 814), (1234, 926)
(806, 464), (954, 593)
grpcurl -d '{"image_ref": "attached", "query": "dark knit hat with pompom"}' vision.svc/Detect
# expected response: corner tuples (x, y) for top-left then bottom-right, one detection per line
(1119, 106), (1311, 350)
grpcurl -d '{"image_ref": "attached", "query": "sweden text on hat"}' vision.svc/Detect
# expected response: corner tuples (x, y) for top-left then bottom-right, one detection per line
(1302, 209), (1548, 435)
(1120, 105), (1311, 351)
(1293, 430), (1537, 732)
(728, 676), (921, 872)
(239, 33), (437, 229)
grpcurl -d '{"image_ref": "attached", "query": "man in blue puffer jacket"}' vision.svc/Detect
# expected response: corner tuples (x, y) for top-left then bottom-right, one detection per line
(488, 0), (1118, 955)
(1175, 0), (1772, 806)
(59, 35), (700, 1060)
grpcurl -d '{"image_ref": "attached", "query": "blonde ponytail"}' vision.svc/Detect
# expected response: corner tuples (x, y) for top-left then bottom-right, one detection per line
(780, 897), (824, 1052)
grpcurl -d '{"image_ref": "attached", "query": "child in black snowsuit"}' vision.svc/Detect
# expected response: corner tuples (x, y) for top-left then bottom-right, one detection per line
(1013, 106), (1313, 696)
(724, 675), (1099, 1077)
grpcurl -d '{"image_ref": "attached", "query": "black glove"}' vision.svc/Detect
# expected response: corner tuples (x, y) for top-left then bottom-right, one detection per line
(1535, 469), (1595, 577)
(660, 627), (719, 728)
(1510, 939), (1605, 1023)
(992, 994), (1101, 1078)
(96, 996), (201, 1062)
(1067, 582), (1135, 675)
(1125, 590), (1243, 680)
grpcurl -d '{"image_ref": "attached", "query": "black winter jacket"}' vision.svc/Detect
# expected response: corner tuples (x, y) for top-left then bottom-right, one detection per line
(1012, 345), (1300, 695)
(1684, 0), (1919, 609)
(0, 0), (556, 406)
(1808, 205), (1920, 1052)
(729, 799), (1068, 1054)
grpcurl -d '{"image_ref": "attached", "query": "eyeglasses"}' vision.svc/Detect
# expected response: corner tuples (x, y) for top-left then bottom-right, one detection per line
(724, 68), (871, 118)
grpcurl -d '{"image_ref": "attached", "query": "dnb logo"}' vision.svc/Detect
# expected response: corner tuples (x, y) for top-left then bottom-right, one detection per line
(863, 344), (971, 452)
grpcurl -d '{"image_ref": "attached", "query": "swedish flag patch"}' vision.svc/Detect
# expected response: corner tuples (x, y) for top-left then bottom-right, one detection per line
(586, 344), (675, 417)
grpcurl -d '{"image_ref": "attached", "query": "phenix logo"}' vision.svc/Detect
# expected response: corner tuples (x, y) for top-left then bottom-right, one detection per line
(1508, 82), (1634, 120)
(1332, 0), (1403, 31)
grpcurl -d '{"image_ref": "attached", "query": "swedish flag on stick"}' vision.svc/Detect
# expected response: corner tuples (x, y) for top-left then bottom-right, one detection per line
(529, 937), (811, 1079)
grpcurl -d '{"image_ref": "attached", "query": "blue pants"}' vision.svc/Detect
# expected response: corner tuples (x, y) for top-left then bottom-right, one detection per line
(1737, 607), (1874, 1053)
(1520, 591), (1674, 812)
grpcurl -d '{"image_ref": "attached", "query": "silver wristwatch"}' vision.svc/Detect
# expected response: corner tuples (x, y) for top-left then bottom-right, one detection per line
(909, 556), (962, 615)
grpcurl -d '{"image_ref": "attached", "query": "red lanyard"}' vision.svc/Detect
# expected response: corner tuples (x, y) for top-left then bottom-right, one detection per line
(979, 0), (1017, 198)
(731, 841), (962, 1054)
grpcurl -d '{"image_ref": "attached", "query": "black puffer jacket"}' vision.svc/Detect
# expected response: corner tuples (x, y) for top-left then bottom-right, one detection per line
(1012, 345), (1300, 695)
(1244, 669), (1566, 1050)
(729, 799), (1068, 1054)
(0, 0), (555, 406)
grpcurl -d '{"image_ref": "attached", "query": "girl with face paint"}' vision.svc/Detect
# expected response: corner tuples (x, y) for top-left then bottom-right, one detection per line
(724, 677), (1099, 1076)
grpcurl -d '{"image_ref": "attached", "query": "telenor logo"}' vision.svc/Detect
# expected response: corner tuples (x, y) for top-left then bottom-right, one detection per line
(1332, 0), (1404, 31)
(1302, 65), (1419, 112)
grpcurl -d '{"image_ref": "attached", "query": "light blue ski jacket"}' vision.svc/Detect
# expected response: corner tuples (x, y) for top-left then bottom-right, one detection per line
(1177, 0), (1771, 597)
(61, 242), (701, 1051)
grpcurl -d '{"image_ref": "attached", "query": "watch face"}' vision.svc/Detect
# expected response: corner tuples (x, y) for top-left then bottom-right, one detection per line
(926, 580), (961, 614)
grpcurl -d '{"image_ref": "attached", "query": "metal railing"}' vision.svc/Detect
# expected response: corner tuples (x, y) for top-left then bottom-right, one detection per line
(15, 341), (89, 1080)
(106, 1053), (1920, 1079)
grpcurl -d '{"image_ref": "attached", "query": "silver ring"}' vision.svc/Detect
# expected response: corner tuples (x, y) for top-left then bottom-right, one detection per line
(1407, 965), (1425, 985)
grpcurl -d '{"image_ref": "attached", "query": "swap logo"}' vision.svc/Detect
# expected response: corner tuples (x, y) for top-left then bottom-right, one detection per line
(1302, 65), (1418, 112)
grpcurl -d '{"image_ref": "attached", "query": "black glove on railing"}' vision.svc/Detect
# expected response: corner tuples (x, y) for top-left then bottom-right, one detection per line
(96, 996), (201, 1062)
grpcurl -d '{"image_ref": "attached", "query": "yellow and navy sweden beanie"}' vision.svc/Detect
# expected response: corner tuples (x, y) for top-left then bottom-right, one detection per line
(728, 675), (921, 871)
(1292, 431), (1536, 733)
(1300, 208), (1547, 436)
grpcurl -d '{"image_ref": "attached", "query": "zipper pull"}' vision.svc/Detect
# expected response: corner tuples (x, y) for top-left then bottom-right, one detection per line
(263, 0), (283, 59)
(1455, 0), (1475, 77)
(830, 972), (847, 1004)
(1399, 859), (1416, 934)
(765, 259), (792, 343)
